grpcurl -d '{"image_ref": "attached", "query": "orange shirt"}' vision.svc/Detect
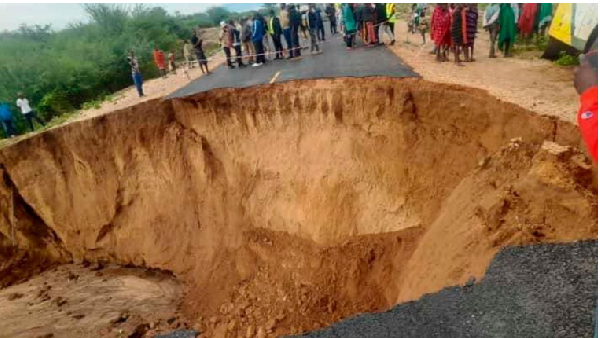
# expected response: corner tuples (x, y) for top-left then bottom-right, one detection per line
(153, 50), (165, 69)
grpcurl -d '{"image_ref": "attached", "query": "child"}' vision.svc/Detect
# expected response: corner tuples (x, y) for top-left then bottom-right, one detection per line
(418, 11), (427, 45)
(153, 47), (167, 78)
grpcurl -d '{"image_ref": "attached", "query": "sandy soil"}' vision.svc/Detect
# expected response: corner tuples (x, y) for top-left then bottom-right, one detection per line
(0, 263), (182, 338)
(389, 22), (580, 123)
(0, 78), (595, 337)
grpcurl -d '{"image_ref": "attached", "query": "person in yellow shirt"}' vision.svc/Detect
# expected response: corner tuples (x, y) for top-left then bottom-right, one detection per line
(384, 3), (397, 45)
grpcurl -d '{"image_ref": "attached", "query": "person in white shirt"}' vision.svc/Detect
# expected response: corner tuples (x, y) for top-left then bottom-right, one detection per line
(16, 92), (45, 131)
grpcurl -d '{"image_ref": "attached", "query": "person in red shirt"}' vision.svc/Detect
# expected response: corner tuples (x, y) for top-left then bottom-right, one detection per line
(153, 47), (167, 78)
(574, 50), (598, 162)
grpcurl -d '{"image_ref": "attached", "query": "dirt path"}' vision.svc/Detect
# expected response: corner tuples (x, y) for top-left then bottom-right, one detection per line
(389, 22), (580, 123)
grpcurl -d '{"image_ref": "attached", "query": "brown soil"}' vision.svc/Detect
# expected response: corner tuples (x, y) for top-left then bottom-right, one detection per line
(0, 78), (596, 337)
(0, 263), (181, 338)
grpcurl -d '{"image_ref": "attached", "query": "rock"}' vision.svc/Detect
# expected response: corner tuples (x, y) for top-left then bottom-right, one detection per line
(227, 319), (237, 331)
(266, 318), (277, 331)
(35, 334), (54, 338)
(52, 297), (67, 307)
(478, 156), (490, 168)
(209, 316), (219, 325)
(90, 262), (104, 271)
(256, 326), (267, 338)
(72, 314), (85, 320)
(245, 325), (256, 338)
(167, 316), (177, 325)
(7, 292), (24, 301)
(67, 272), (78, 281)
(110, 311), (129, 324)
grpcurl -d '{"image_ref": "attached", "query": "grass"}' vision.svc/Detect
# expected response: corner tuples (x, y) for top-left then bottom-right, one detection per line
(554, 51), (580, 67)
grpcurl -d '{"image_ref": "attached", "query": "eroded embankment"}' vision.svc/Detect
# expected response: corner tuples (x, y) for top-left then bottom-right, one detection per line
(0, 78), (596, 337)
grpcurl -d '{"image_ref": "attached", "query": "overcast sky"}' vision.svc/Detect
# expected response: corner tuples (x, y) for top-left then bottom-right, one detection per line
(0, 3), (262, 32)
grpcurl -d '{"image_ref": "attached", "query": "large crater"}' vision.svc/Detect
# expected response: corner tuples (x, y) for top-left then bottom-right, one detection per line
(0, 78), (596, 337)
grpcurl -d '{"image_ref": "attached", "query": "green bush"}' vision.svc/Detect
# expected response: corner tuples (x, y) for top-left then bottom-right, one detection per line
(554, 51), (580, 67)
(0, 4), (261, 138)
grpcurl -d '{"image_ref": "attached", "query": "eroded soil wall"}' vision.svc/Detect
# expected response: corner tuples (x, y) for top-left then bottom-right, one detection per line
(0, 78), (595, 337)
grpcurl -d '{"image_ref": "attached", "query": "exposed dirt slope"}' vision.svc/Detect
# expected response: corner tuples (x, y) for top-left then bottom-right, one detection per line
(0, 78), (595, 337)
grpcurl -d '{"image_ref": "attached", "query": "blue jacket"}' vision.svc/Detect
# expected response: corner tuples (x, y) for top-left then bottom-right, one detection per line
(252, 18), (265, 42)
(0, 104), (13, 122)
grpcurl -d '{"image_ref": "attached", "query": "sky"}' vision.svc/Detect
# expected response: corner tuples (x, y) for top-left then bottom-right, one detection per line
(0, 3), (262, 32)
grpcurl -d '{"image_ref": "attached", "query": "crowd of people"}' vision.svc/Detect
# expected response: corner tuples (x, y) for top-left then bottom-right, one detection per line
(429, 3), (554, 65)
(128, 2), (400, 95)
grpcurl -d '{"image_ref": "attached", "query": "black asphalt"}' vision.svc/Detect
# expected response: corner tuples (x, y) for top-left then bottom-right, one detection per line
(169, 26), (417, 98)
(292, 241), (598, 338)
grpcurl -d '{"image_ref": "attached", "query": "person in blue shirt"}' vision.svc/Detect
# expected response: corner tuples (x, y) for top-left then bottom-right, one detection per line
(252, 12), (266, 66)
(0, 103), (17, 138)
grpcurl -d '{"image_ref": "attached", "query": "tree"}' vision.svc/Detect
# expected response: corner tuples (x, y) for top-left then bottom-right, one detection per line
(205, 6), (231, 26)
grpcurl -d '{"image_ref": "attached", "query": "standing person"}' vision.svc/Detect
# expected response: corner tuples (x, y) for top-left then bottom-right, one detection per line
(128, 51), (144, 97)
(307, 4), (322, 54)
(191, 29), (210, 74)
(518, 3), (538, 43)
(16, 92), (44, 131)
(315, 6), (325, 41)
(153, 47), (167, 78)
(450, 3), (465, 65)
(183, 40), (194, 68)
(326, 4), (337, 34)
(229, 20), (246, 68)
(280, 4), (294, 59)
(536, 3), (553, 38)
(241, 18), (255, 64)
(0, 103), (16, 138)
(300, 5), (310, 44)
(220, 22), (236, 69)
(342, 3), (357, 51)
(497, 3), (517, 58)
(252, 12), (266, 66)
(418, 11), (428, 45)
(289, 4), (302, 58)
(355, 4), (363, 43)
(464, 3), (478, 62)
(384, 3), (396, 45)
(268, 10), (284, 60)
(363, 4), (377, 46)
(483, 3), (501, 58)
(259, 14), (271, 61)
(168, 50), (176, 74)
(574, 50), (598, 162)
(374, 3), (386, 44)
(431, 3), (451, 62)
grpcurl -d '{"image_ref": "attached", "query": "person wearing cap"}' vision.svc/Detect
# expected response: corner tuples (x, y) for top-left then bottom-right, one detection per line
(574, 51), (598, 162)
(16, 92), (45, 131)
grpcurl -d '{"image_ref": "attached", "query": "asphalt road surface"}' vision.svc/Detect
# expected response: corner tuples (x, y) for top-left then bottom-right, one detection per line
(169, 26), (418, 98)
(293, 240), (598, 338)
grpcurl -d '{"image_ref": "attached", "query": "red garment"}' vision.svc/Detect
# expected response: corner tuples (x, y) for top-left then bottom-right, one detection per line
(518, 3), (538, 35)
(577, 86), (598, 162)
(153, 50), (165, 70)
(431, 6), (451, 46)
